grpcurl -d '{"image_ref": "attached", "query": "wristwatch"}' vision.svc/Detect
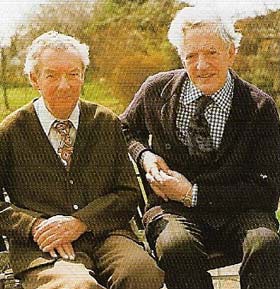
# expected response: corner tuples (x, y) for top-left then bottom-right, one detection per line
(181, 185), (193, 207)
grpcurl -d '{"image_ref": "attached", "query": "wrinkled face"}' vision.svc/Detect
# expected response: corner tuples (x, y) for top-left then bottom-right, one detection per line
(30, 48), (84, 119)
(182, 29), (235, 95)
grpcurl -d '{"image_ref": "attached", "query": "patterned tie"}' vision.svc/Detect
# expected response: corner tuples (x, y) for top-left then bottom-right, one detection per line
(187, 96), (215, 159)
(53, 120), (73, 170)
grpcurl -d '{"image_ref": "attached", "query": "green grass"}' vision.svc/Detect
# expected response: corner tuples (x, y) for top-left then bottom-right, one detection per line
(0, 81), (128, 121)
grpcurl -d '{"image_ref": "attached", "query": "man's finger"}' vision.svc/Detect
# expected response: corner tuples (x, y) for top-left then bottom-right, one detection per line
(49, 249), (58, 259)
(157, 158), (170, 172)
(146, 172), (155, 183)
(38, 232), (61, 248)
(34, 222), (59, 241)
(55, 246), (69, 260)
(62, 244), (75, 260)
(159, 170), (173, 181)
(150, 182), (168, 202)
(35, 224), (63, 244)
(150, 167), (164, 182)
(41, 239), (64, 253)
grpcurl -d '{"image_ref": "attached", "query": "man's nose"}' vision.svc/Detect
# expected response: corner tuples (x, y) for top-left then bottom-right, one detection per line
(196, 55), (209, 70)
(57, 75), (70, 89)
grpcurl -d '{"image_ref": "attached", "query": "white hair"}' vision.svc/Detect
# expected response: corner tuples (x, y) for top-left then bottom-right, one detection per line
(24, 31), (90, 75)
(168, 7), (242, 58)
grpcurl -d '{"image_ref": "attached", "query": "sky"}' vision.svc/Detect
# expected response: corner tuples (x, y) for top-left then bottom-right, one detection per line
(0, 0), (280, 47)
(184, 0), (280, 19)
(0, 0), (49, 46)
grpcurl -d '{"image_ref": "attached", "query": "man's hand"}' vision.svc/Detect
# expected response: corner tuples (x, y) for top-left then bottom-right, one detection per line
(51, 243), (76, 260)
(147, 170), (192, 204)
(33, 215), (87, 253)
(32, 218), (77, 260)
(142, 151), (170, 181)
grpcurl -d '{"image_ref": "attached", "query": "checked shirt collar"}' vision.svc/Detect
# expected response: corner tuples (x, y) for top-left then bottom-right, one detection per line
(181, 71), (234, 111)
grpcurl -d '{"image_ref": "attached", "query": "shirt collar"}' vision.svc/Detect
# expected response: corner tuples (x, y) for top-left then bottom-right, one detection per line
(34, 97), (80, 135)
(181, 71), (234, 112)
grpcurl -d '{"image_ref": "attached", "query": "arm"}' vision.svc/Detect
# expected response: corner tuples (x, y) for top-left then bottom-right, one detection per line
(120, 76), (175, 200)
(120, 77), (152, 163)
(0, 128), (44, 242)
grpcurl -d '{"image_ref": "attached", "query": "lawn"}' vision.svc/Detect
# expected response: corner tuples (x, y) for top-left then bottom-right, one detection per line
(0, 81), (128, 121)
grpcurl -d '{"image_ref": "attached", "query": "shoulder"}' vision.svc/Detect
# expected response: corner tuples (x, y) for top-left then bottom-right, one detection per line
(142, 69), (185, 90)
(80, 99), (119, 123)
(234, 73), (276, 111)
(0, 102), (35, 133)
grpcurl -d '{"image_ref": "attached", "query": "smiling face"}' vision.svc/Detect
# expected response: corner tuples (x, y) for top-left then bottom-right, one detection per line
(30, 47), (84, 119)
(182, 29), (235, 95)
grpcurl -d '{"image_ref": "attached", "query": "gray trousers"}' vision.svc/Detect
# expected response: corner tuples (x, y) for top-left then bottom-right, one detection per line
(146, 210), (280, 289)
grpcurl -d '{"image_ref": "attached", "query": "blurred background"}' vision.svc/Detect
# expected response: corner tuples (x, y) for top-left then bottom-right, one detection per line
(0, 0), (279, 119)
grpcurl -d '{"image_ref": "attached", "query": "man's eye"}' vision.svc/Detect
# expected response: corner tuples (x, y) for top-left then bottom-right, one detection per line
(186, 54), (194, 60)
(46, 74), (54, 79)
(69, 73), (80, 78)
(209, 50), (217, 55)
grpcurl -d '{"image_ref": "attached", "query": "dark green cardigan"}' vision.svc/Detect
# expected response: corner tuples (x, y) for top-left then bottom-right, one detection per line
(0, 99), (140, 275)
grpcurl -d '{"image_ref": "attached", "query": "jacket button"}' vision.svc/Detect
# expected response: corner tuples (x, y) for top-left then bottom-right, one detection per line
(165, 143), (172, 150)
(209, 201), (213, 205)
(260, 174), (268, 180)
(69, 179), (74, 185)
(73, 204), (79, 210)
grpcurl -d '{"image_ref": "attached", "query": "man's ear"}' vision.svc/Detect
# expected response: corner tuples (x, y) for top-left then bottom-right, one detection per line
(29, 72), (40, 90)
(228, 44), (236, 67)
(81, 70), (85, 82)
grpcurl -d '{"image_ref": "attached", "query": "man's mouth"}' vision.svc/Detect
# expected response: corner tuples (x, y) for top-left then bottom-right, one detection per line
(198, 74), (215, 79)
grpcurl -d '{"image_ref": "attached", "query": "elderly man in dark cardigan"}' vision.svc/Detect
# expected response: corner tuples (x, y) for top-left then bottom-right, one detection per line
(120, 7), (280, 289)
(0, 31), (164, 289)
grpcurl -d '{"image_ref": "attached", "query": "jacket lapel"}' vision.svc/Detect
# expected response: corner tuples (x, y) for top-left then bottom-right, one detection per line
(160, 69), (188, 145)
(70, 100), (99, 169)
(22, 102), (68, 171)
(216, 72), (256, 160)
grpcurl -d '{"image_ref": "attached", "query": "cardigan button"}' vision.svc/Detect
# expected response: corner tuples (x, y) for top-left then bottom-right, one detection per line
(165, 143), (172, 150)
(69, 179), (74, 185)
(73, 204), (79, 210)
(260, 174), (268, 180)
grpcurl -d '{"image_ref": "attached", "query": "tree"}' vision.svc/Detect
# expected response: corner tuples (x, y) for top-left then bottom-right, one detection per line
(235, 10), (280, 100)
(89, 0), (186, 100)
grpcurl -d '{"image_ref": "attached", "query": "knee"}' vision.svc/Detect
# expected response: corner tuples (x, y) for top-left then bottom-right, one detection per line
(244, 227), (280, 257)
(112, 252), (164, 289)
(155, 228), (206, 269)
(119, 258), (164, 289)
(50, 274), (100, 289)
(65, 277), (100, 289)
(41, 267), (101, 289)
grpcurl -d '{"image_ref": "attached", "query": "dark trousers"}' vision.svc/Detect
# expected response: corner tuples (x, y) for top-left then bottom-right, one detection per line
(146, 210), (280, 289)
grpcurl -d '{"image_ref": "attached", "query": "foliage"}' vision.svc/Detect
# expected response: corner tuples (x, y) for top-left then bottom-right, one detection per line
(1, 0), (280, 109)
(89, 0), (184, 100)
(0, 81), (125, 121)
(235, 10), (280, 100)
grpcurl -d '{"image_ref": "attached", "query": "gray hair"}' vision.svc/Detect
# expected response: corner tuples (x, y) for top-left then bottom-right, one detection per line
(24, 31), (90, 75)
(168, 7), (242, 59)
